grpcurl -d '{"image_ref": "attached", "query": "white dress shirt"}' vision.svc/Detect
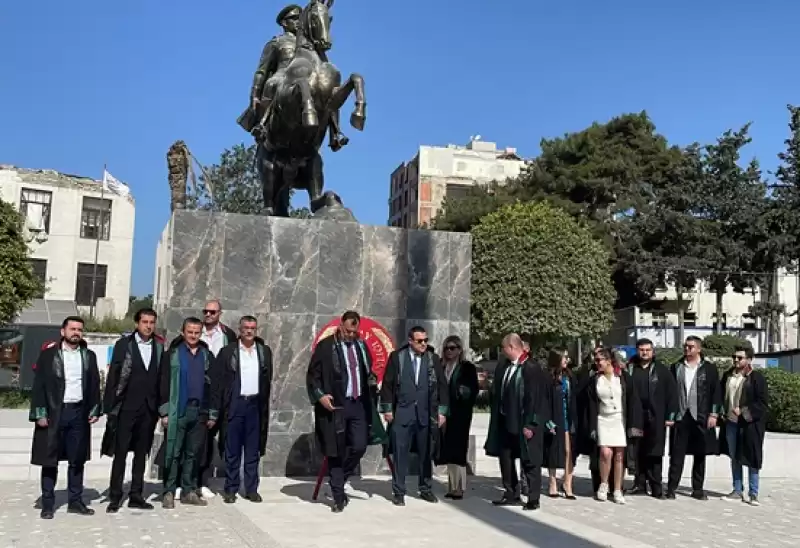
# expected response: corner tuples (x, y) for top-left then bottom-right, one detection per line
(684, 362), (699, 400)
(239, 343), (260, 396)
(62, 344), (83, 403)
(135, 332), (153, 369)
(201, 325), (226, 356)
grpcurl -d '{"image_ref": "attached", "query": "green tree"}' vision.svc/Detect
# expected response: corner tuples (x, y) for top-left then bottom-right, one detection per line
(698, 125), (766, 333)
(431, 181), (519, 232)
(517, 112), (688, 307)
(127, 294), (154, 316)
(0, 199), (44, 325)
(470, 201), (615, 345)
(186, 143), (309, 217)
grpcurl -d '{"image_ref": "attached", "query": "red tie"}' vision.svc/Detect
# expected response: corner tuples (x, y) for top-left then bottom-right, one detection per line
(347, 344), (360, 399)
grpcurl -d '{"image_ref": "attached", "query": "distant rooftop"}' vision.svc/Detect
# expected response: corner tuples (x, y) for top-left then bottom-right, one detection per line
(0, 164), (134, 203)
(437, 136), (523, 161)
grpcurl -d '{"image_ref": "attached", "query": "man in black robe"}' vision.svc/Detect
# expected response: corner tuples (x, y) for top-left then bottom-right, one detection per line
(380, 326), (449, 507)
(719, 345), (768, 505)
(626, 338), (678, 498)
(484, 334), (550, 511)
(30, 316), (102, 519)
(307, 311), (388, 512)
(102, 307), (163, 512)
(666, 336), (722, 500)
(211, 315), (273, 503)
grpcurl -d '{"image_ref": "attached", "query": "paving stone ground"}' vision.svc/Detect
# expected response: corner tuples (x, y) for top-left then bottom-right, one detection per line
(0, 470), (797, 548)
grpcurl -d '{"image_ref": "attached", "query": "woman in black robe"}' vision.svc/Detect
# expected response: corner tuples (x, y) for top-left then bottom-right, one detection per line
(434, 335), (478, 499)
(543, 348), (578, 499)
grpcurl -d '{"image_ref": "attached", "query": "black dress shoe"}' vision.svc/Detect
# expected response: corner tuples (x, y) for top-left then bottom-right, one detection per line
(392, 495), (405, 506)
(331, 501), (346, 513)
(651, 489), (664, 499)
(67, 502), (95, 515)
(665, 490), (676, 500)
(128, 497), (154, 510)
(625, 485), (647, 496)
(419, 491), (438, 503)
(222, 492), (237, 504)
(691, 490), (708, 501)
(40, 508), (54, 520)
(492, 496), (521, 506)
(106, 500), (122, 514)
(244, 492), (263, 503)
(523, 500), (540, 511)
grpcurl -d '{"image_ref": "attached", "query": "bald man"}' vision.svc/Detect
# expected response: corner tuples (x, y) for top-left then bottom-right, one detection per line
(484, 334), (551, 510)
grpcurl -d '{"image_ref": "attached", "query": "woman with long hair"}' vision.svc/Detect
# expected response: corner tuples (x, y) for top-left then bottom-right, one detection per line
(434, 335), (478, 499)
(543, 347), (578, 499)
(588, 348), (642, 504)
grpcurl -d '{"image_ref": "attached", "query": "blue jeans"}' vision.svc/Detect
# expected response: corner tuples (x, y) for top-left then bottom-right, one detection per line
(726, 420), (759, 496)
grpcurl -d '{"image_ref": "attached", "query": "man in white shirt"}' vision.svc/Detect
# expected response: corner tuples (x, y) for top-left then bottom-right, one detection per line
(210, 316), (274, 503)
(666, 336), (722, 500)
(196, 299), (237, 498)
(30, 316), (102, 519)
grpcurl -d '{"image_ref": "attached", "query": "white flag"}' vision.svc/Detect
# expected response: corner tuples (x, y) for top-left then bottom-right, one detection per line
(102, 169), (130, 196)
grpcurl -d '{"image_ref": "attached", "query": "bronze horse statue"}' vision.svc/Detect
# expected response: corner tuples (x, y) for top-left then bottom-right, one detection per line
(253, 0), (366, 216)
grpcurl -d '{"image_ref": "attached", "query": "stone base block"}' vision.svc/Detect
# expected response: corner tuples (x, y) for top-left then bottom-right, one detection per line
(153, 211), (472, 477)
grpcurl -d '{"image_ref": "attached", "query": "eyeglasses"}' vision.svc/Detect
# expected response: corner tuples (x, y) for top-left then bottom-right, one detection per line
(202, 309), (219, 315)
(413, 338), (428, 344)
(445, 345), (459, 351)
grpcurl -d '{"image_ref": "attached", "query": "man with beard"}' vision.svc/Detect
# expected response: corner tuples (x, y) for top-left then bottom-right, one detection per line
(719, 345), (768, 505)
(102, 308), (164, 512)
(626, 338), (678, 498)
(159, 317), (218, 509)
(307, 311), (387, 512)
(380, 326), (449, 507)
(666, 336), (722, 500)
(30, 316), (102, 519)
(484, 334), (550, 511)
(211, 316), (274, 503)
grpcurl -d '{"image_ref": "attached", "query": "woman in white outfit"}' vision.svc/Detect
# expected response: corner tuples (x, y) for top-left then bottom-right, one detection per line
(589, 348), (642, 504)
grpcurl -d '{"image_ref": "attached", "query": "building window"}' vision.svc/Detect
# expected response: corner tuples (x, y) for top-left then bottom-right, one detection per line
(742, 314), (757, 330)
(28, 259), (47, 299)
(75, 263), (107, 306)
(19, 188), (53, 233)
(683, 312), (697, 327)
(80, 197), (112, 240)
(651, 312), (667, 327)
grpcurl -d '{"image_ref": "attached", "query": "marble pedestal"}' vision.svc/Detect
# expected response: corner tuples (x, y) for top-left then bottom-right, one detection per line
(152, 210), (471, 477)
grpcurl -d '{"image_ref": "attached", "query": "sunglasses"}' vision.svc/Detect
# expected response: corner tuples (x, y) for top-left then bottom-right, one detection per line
(445, 345), (460, 351)
(413, 338), (429, 344)
(202, 309), (219, 315)
(732, 355), (747, 361)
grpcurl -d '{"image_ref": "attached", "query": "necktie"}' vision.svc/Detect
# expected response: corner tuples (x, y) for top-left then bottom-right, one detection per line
(347, 343), (360, 399)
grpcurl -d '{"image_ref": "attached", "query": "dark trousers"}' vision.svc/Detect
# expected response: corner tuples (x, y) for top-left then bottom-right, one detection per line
(391, 417), (432, 496)
(109, 406), (156, 501)
(667, 413), (706, 492)
(499, 431), (541, 503)
(164, 406), (207, 494)
(224, 397), (261, 495)
(329, 398), (368, 504)
(41, 403), (87, 509)
(632, 433), (664, 494)
(198, 420), (219, 488)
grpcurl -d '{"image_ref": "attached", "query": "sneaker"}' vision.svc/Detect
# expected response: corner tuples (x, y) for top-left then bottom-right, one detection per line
(749, 495), (760, 506)
(181, 491), (208, 506)
(200, 486), (216, 499)
(612, 490), (626, 504)
(723, 490), (744, 502)
(596, 483), (609, 502)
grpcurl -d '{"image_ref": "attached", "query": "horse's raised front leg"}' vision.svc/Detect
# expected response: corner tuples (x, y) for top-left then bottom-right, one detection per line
(295, 78), (318, 128)
(328, 73), (366, 131)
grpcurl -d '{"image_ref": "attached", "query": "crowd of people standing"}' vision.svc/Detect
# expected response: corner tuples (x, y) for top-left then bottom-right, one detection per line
(27, 303), (769, 519)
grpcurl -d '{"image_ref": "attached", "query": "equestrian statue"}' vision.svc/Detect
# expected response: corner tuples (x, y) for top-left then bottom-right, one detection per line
(237, 0), (366, 218)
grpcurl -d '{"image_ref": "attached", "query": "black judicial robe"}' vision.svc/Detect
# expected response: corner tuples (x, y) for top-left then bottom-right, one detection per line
(626, 358), (678, 457)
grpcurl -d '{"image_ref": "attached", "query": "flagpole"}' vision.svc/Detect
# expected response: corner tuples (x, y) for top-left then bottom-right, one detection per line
(89, 164), (106, 319)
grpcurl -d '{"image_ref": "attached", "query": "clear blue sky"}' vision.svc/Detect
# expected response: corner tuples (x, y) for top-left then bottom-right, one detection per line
(1, 1), (798, 296)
